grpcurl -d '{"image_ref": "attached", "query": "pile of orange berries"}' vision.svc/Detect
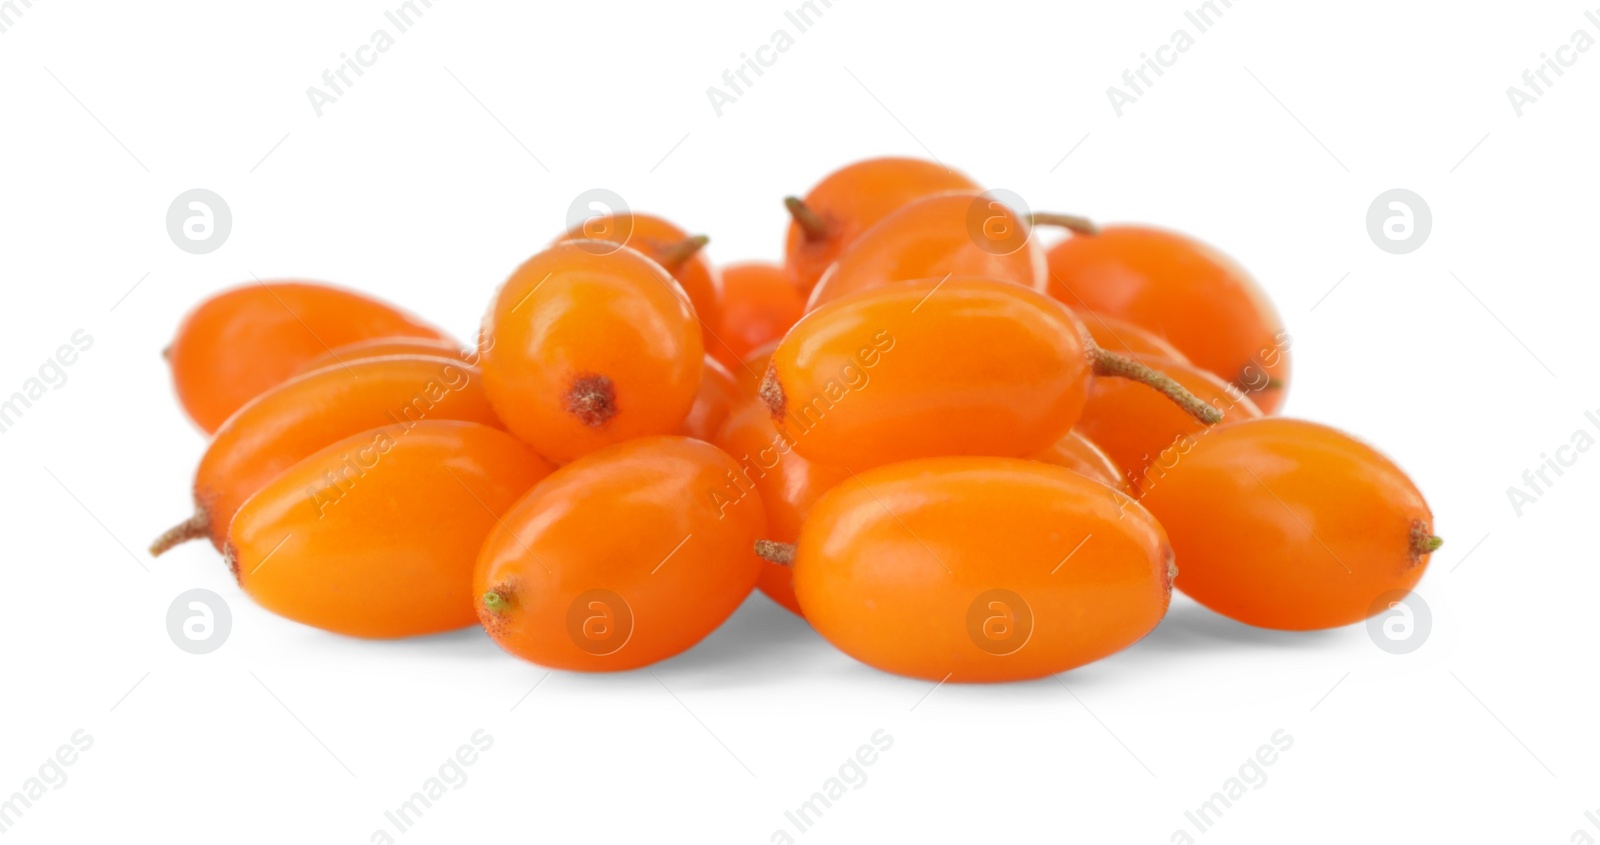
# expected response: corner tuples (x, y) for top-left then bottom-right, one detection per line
(153, 156), (1439, 683)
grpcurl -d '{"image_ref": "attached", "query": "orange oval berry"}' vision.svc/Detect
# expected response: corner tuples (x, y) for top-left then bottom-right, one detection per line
(228, 421), (554, 638)
(150, 355), (503, 556)
(475, 437), (765, 671)
(680, 356), (740, 441)
(1139, 418), (1438, 630)
(1074, 313), (1189, 364)
(556, 212), (724, 357)
(1033, 430), (1128, 493)
(715, 261), (804, 365)
(713, 396), (850, 616)
(807, 191), (1047, 311)
(761, 278), (1092, 470)
(1046, 226), (1291, 412)
(784, 157), (978, 294)
(481, 242), (703, 463)
(293, 335), (472, 375)
(786, 457), (1173, 682)
(166, 281), (445, 433)
(1074, 357), (1261, 493)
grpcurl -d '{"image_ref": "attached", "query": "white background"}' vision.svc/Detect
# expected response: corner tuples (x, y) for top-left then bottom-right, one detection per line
(2, 0), (1596, 842)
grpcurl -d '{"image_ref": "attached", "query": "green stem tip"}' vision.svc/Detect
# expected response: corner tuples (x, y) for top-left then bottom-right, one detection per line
(482, 590), (511, 614)
(657, 234), (710, 270)
(784, 196), (829, 241)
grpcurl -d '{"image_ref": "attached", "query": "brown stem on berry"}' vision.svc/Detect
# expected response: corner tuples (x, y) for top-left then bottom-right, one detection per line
(149, 509), (209, 556)
(657, 235), (710, 270)
(784, 197), (829, 241)
(1090, 344), (1224, 425)
(1410, 521), (1443, 564)
(1029, 212), (1100, 236)
(754, 540), (796, 566)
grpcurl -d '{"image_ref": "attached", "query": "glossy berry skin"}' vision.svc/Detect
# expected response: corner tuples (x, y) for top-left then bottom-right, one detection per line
(1075, 313), (1189, 364)
(734, 340), (779, 397)
(785, 157), (978, 294)
(715, 262), (804, 365)
(174, 355), (501, 552)
(1139, 418), (1437, 631)
(1074, 357), (1261, 493)
(293, 335), (472, 375)
(167, 281), (445, 433)
(713, 396), (849, 616)
(762, 278), (1091, 470)
(791, 457), (1174, 682)
(481, 242), (703, 463)
(556, 212), (723, 358)
(807, 191), (1047, 311)
(1046, 226), (1290, 413)
(475, 437), (765, 671)
(680, 356), (741, 442)
(1033, 431), (1128, 493)
(227, 421), (553, 638)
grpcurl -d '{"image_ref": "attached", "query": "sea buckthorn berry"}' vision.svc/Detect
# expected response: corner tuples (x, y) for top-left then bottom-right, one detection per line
(759, 277), (1221, 471)
(475, 436), (765, 671)
(713, 396), (850, 616)
(556, 212), (724, 358)
(735, 340), (779, 397)
(481, 242), (703, 463)
(1033, 430), (1128, 493)
(293, 335), (473, 375)
(150, 355), (502, 556)
(784, 157), (979, 294)
(1073, 356), (1262, 493)
(1075, 312), (1189, 364)
(1138, 418), (1440, 630)
(806, 191), (1048, 311)
(760, 457), (1173, 682)
(1046, 225), (1291, 413)
(716, 261), (804, 365)
(680, 356), (741, 441)
(227, 421), (554, 638)
(166, 281), (445, 433)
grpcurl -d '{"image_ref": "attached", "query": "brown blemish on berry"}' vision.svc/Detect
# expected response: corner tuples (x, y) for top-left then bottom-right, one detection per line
(565, 374), (617, 428)
(758, 362), (785, 420)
